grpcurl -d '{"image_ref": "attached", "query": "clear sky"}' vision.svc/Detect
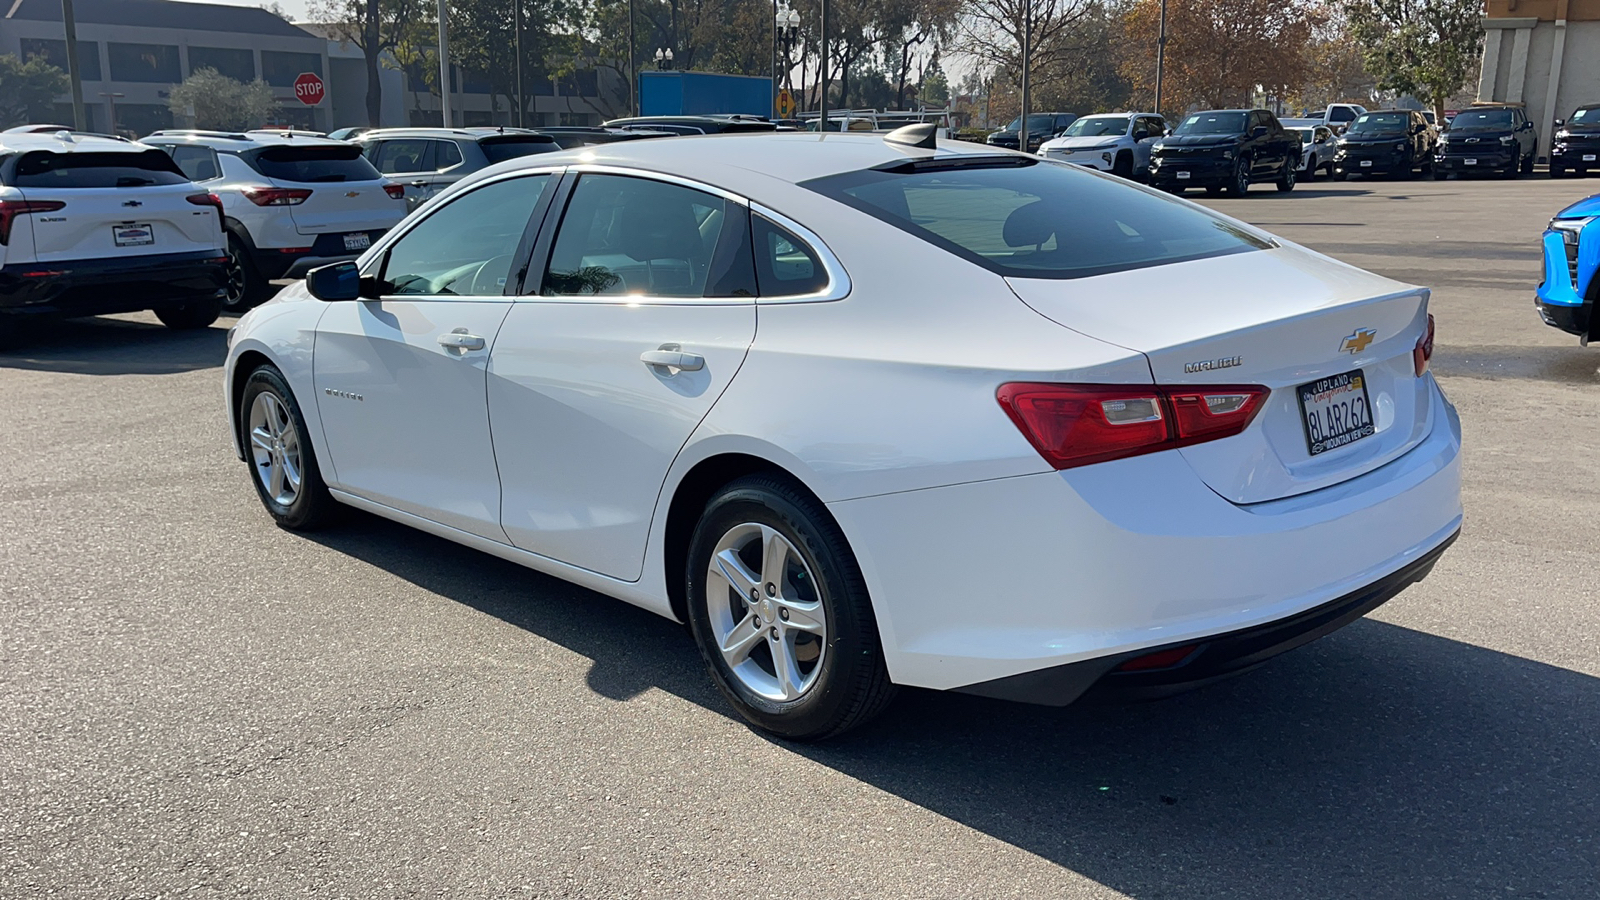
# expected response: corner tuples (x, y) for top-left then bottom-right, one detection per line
(185, 0), (314, 24)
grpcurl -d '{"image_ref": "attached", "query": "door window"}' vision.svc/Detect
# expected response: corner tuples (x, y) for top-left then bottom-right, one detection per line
(160, 145), (221, 181)
(753, 215), (828, 296)
(542, 174), (727, 297)
(377, 174), (550, 296)
(373, 140), (432, 174)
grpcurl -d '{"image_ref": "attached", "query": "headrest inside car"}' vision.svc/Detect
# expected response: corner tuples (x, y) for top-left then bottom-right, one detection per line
(1003, 200), (1056, 248)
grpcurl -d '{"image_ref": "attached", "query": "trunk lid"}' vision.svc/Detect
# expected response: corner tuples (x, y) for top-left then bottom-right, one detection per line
(1007, 246), (1434, 504)
(247, 144), (405, 237)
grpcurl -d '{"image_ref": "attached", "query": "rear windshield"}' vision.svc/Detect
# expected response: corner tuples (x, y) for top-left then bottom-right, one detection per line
(1173, 112), (1247, 135)
(248, 145), (381, 183)
(478, 137), (560, 164)
(11, 149), (189, 188)
(804, 160), (1270, 280)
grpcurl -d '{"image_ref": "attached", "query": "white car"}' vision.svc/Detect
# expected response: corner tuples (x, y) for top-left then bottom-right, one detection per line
(224, 129), (1462, 739)
(1286, 123), (1337, 178)
(142, 130), (406, 312)
(0, 132), (227, 349)
(1038, 112), (1166, 178)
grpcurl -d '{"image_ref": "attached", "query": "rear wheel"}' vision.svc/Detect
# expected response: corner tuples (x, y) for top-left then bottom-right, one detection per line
(1522, 151), (1535, 175)
(685, 475), (896, 741)
(1304, 155), (1319, 181)
(223, 233), (271, 313)
(240, 365), (340, 531)
(154, 298), (222, 330)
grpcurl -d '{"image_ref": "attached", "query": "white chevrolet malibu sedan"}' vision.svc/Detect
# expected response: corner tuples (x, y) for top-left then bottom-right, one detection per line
(225, 128), (1462, 740)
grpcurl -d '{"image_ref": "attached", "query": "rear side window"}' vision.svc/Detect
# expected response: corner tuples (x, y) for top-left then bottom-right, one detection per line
(248, 145), (381, 183)
(12, 149), (189, 188)
(753, 215), (828, 296)
(434, 140), (463, 170)
(479, 137), (559, 164)
(162, 145), (221, 181)
(805, 160), (1270, 280)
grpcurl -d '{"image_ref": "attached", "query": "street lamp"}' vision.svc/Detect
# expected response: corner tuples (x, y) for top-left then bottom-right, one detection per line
(654, 47), (673, 71)
(775, 7), (800, 95)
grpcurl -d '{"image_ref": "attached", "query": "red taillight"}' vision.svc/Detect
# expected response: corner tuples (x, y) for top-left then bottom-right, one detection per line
(997, 382), (1269, 470)
(186, 191), (225, 217)
(0, 199), (65, 245)
(242, 187), (312, 207)
(383, 183), (405, 199)
(1413, 313), (1434, 377)
(1117, 644), (1200, 672)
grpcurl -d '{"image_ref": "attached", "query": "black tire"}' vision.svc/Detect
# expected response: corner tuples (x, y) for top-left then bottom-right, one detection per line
(1333, 169), (1348, 182)
(223, 232), (271, 313)
(154, 298), (222, 330)
(1522, 151), (1535, 175)
(1226, 157), (1251, 196)
(1551, 165), (1566, 179)
(1420, 155), (1434, 177)
(1111, 151), (1134, 179)
(1304, 156), (1319, 181)
(239, 365), (340, 531)
(1397, 153), (1416, 179)
(1433, 168), (1449, 180)
(685, 474), (896, 741)
(1503, 156), (1520, 179)
(1276, 157), (1297, 192)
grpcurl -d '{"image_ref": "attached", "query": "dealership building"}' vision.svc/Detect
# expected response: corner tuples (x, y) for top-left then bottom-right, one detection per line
(0, 0), (613, 135)
(1478, 0), (1600, 160)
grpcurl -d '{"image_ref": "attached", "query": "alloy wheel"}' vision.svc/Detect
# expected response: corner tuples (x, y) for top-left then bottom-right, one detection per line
(248, 391), (303, 507)
(224, 241), (248, 308)
(704, 523), (828, 702)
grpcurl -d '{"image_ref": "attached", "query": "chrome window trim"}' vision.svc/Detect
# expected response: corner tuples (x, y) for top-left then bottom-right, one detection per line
(748, 202), (852, 304)
(565, 163), (751, 207)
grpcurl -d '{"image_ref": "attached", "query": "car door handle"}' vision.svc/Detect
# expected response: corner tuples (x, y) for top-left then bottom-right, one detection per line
(437, 329), (486, 351)
(640, 346), (704, 372)
(409, 180), (429, 188)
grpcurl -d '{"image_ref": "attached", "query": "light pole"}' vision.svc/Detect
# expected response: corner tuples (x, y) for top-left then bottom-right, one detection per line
(437, 0), (451, 127)
(1155, 0), (1167, 115)
(98, 91), (123, 134)
(514, 0), (523, 127)
(818, 0), (829, 128)
(1019, 0), (1031, 150)
(628, 0), (637, 115)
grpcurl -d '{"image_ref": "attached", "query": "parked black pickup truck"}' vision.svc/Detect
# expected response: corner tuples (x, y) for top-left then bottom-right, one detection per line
(1147, 109), (1299, 196)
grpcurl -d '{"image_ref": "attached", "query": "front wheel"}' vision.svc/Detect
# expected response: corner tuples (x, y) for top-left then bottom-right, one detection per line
(1551, 165), (1567, 179)
(155, 298), (222, 330)
(1522, 151), (1535, 175)
(1304, 156), (1319, 181)
(1111, 151), (1134, 179)
(240, 366), (340, 531)
(1276, 158), (1297, 192)
(685, 475), (896, 741)
(1433, 168), (1449, 180)
(1227, 158), (1251, 196)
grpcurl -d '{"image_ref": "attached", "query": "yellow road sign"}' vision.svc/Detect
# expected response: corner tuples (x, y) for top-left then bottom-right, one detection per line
(776, 89), (795, 118)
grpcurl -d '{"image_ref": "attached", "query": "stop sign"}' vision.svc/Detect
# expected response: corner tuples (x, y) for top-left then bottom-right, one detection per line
(293, 72), (324, 106)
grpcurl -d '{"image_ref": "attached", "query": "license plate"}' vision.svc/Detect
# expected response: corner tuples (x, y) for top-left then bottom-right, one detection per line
(1298, 370), (1375, 456)
(1359, 160), (1372, 167)
(1464, 158), (1477, 165)
(1585, 154), (1597, 162)
(343, 232), (371, 251)
(113, 223), (153, 247)
(1176, 171), (1191, 180)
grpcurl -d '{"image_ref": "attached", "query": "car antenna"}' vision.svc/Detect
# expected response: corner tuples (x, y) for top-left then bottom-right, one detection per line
(883, 122), (937, 150)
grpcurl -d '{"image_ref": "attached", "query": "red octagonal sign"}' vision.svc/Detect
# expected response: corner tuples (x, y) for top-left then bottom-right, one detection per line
(293, 72), (325, 106)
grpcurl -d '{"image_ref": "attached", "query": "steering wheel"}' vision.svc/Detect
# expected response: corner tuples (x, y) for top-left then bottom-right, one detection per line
(466, 254), (515, 295)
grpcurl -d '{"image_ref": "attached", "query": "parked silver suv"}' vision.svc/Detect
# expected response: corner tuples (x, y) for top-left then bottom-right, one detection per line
(351, 128), (561, 209)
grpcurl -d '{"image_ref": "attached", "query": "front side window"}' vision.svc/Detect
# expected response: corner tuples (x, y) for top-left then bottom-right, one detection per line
(1174, 112), (1247, 135)
(379, 174), (550, 296)
(805, 160), (1270, 281)
(753, 215), (828, 296)
(543, 174), (726, 297)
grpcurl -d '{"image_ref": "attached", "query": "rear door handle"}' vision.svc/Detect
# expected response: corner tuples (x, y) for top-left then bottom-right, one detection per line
(640, 344), (704, 372)
(437, 328), (486, 351)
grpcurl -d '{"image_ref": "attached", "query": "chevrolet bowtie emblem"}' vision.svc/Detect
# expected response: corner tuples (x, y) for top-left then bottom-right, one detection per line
(1340, 328), (1377, 355)
(345, 191), (360, 197)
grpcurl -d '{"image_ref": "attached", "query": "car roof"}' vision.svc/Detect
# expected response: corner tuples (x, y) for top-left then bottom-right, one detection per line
(0, 132), (153, 153)
(464, 131), (1022, 193)
(143, 129), (349, 148)
(354, 127), (556, 142)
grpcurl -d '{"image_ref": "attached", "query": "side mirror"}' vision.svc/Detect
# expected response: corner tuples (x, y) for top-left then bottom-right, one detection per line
(307, 261), (365, 301)
(1554, 118), (1565, 127)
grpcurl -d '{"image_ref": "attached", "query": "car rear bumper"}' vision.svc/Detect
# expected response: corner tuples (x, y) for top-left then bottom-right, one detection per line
(253, 229), (386, 280)
(828, 378), (1463, 697)
(0, 249), (227, 317)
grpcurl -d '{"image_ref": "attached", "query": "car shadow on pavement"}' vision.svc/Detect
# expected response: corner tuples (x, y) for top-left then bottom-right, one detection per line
(1433, 344), (1600, 384)
(308, 509), (1599, 899)
(0, 315), (228, 376)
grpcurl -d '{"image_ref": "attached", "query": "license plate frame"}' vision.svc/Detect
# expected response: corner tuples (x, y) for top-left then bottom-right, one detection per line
(343, 232), (371, 252)
(1175, 171), (1191, 180)
(112, 223), (154, 247)
(1297, 369), (1376, 457)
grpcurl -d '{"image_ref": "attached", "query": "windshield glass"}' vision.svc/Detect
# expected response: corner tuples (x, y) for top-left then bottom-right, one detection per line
(1570, 108), (1600, 126)
(1061, 116), (1128, 138)
(12, 149), (189, 188)
(804, 160), (1269, 280)
(1347, 113), (1409, 135)
(1172, 112), (1248, 135)
(1450, 108), (1514, 131)
(1004, 115), (1060, 133)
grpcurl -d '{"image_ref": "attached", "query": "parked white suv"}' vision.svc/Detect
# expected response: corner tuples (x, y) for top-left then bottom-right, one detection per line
(0, 132), (226, 349)
(1037, 113), (1166, 179)
(143, 130), (406, 311)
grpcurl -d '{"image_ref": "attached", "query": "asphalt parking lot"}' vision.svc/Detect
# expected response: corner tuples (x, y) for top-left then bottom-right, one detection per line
(4, 175), (1600, 899)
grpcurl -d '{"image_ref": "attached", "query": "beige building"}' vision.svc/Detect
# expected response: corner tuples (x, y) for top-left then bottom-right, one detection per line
(1478, 0), (1600, 160)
